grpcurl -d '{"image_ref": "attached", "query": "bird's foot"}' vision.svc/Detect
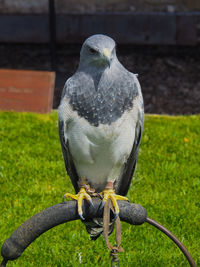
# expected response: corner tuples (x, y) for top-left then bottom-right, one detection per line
(63, 187), (94, 220)
(101, 188), (128, 218)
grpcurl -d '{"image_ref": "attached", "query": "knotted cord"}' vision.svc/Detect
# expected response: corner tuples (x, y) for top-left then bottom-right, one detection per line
(103, 199), (123, 267)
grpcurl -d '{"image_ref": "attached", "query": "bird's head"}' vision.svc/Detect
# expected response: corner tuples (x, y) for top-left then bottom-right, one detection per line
(79, 34), (116, 69)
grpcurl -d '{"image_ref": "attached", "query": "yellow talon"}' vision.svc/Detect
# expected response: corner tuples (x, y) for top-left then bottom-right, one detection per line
(102, 189), (128, 217)
(63, 187), (93, 220)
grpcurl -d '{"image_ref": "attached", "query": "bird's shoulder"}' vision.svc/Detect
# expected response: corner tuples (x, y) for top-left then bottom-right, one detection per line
(59, 64), (142, 127)
(64, 71), (94, 96)
(108, 64), (140, 103)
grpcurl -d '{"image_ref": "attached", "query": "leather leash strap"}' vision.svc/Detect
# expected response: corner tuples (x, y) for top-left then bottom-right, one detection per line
(103, 199), (123, 267)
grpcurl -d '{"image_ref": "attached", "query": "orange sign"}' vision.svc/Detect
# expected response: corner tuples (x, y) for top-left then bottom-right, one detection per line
(0, 69), (55, 113)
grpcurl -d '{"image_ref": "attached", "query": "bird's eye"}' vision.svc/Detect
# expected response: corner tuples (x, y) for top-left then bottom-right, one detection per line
(89, 47), (97, 54)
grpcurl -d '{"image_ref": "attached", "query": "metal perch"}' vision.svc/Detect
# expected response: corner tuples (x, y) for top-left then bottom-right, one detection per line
(0, 200), (196, 266)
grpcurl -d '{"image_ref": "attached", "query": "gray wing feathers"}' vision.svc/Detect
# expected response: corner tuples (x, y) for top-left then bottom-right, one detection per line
(58, 120), (79, 193)
(116, 88), (144, 196)
(117, 117), (143, 196)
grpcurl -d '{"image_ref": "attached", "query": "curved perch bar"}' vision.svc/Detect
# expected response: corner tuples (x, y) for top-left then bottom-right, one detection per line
(1, 200), (146, 264)
(1, 200), (196, 266)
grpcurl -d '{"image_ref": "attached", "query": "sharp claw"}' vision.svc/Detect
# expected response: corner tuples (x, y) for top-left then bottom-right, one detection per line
(79, 213), (85, 220)
(62, 187), (96, 220)
(88, 199), (94, 207)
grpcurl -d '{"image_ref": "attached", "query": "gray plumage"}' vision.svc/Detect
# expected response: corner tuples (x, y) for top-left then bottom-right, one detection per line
(58, 34), (144, 239)
(67, 63), (138, 127)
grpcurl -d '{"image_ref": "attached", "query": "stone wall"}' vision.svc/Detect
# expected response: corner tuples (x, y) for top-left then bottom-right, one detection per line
(0, 0), (200, 14)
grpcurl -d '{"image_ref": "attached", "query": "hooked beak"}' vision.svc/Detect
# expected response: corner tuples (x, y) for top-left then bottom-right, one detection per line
(102, 48), (112, 67)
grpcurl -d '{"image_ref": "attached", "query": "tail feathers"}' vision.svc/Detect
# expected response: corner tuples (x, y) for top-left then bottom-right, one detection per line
(84, 218), (114, 240)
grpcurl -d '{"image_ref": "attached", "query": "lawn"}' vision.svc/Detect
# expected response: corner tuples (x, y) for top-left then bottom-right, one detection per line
(0, 111), (199, 266)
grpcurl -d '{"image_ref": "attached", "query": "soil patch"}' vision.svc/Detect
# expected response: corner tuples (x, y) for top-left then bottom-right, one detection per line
(0, 44), (199, 114)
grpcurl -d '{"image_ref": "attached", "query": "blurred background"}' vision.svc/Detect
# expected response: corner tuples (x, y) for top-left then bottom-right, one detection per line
(0, 0), (200, 113)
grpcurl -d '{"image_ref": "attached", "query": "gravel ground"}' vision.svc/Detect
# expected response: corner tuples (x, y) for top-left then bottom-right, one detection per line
(0, 43), (199, 114)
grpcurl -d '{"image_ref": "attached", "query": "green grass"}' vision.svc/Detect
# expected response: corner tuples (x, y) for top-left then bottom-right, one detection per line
(0, 111), (199, 266)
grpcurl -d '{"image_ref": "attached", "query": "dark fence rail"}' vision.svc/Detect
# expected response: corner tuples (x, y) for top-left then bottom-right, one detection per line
(0, 12), (199, 45)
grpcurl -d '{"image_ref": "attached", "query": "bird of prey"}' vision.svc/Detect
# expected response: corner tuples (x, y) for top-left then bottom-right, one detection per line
(58, 34), (144, 239)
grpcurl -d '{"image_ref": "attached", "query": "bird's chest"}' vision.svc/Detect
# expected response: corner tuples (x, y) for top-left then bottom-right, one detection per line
(68, 118), (117, 163)
(67, 112), (134, 167)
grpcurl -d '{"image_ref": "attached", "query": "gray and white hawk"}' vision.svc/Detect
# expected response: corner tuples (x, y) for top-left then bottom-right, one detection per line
(58, 34), (144, 239)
